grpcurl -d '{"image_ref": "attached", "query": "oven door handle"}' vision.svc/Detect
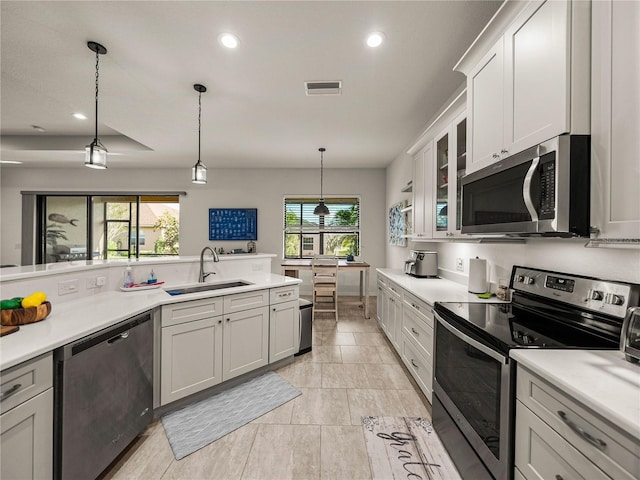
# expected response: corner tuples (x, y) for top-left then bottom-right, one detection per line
(435, 312), (508, 364)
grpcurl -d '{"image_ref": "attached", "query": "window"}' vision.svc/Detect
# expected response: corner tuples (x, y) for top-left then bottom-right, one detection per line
(33, 193), (180, 264)
(284, 197), (360, 258)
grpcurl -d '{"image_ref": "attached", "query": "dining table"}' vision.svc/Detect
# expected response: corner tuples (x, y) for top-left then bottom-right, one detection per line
(280, 259), (371, 318)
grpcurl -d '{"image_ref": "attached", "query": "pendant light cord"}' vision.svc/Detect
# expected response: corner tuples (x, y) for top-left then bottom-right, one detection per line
(198, 90), (202, 161)
(320, 149), (324, 199)
(94, 49), (100, 141)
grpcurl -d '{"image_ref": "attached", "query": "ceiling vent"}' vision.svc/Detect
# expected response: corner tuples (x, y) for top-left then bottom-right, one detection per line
(305, 80), (342, 96)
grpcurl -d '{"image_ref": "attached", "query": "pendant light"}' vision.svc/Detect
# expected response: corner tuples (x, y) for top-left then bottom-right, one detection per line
(84, 41), (108, 169)
(313, 147), (330, 216)
(191, 84), (208, 184)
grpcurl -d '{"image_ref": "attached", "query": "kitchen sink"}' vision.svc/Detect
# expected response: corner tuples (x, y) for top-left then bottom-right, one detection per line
(164, 280), (252, 296)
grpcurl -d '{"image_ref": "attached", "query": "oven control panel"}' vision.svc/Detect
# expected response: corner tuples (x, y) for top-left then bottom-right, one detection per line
(511, 266), (638, 318)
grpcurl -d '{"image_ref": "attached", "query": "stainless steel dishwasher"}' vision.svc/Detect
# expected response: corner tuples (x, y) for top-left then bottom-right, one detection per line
(54, 310), (153, 480)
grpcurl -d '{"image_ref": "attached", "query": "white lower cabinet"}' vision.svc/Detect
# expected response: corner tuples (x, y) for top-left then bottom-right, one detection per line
(269, 300), (299, 363)
(0, 353), (53, 480)
(161, 315), (223, 405)
(515, 365), (639, 480)
(223, 306), (269, 380)
(386, 283), (402, 351)
(377, 276), (434, 402)
(401, 291), (434, 402)
(160, 286), (298, 406)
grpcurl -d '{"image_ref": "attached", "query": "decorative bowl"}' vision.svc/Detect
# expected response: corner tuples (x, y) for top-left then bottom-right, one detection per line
(1, 301), (52, 326)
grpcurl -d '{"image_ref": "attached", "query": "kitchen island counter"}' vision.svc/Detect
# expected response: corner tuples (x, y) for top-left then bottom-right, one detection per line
(0, 273), (301, 371)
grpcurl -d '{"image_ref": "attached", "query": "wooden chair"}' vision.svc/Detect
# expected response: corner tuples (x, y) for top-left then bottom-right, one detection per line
(311, 256), (339, 321)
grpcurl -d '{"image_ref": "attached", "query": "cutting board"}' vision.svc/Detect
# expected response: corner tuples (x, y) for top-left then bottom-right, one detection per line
(0, 325), (19, 336)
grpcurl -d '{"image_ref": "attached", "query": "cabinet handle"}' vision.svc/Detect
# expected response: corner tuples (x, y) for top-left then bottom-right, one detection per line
(226, 318), (230, 322)
(557, 411), (607, 450)
(218, 319), (222, 324)
(279, 292), (292, 297)
(411, 327), (419, 336)
(412, 303), (419, 310)
(492, 153), (500, 159)
(411, 359), (418, 369)
(1, 383), (22, 400)
(501, 149), (509, 155)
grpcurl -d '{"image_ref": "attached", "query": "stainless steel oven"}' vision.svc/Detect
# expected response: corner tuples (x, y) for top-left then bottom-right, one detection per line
(461, 134), (590, 237)
(434, 311), (513, 480)
(433, 266), (639, 480)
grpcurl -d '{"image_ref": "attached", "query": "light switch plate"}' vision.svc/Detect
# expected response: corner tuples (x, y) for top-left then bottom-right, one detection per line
(456, 258), (464, 272)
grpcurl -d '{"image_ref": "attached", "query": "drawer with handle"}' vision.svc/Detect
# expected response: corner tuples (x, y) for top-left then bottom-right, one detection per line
(402, 305), (433, 362)
(515, 400), (609, 480)
(402, 291), (433, 328)
(516, 366), (639, 480)
(401, 333), (432, 399)
(0, 352), (52, 414)
(270, 285), (299, 305)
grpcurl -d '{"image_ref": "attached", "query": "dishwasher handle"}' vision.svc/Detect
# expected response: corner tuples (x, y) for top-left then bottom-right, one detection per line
(107, 331), (130, 345)
(58, 311), (152, 359)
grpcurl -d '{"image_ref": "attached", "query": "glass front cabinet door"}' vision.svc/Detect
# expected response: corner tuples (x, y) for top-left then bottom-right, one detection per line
(433, 113), (467, 238)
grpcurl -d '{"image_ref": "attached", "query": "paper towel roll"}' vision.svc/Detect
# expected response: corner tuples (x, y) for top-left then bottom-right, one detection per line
(468, 257), (487, 293)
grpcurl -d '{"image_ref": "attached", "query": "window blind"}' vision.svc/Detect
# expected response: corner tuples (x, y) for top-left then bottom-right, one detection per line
(284, 197), (360, 233)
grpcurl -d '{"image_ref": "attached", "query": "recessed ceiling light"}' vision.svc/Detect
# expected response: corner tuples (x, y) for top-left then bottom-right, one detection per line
(219, 33), (240, 49)
(73, 112), (88, 120)
(0, 160), (23, 164)
(366, 32), (385, 48)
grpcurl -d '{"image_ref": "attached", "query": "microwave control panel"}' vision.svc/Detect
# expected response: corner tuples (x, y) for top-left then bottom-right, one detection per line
(538, 153), (555, 219)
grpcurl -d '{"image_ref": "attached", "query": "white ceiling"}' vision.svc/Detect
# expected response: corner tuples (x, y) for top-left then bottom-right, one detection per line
(0, 1), (502, 170)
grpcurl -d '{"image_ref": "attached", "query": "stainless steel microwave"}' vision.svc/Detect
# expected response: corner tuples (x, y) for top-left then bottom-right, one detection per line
(461, 135), (590, 237)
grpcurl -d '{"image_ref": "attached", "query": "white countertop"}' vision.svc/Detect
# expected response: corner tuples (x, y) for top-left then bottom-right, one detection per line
(0, 273), (301, 371)
(376, 268), (506, 306)
(510, 349), (640, 441)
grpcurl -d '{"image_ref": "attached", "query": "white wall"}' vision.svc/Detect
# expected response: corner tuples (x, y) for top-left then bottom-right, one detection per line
(1, 166), (386, 294)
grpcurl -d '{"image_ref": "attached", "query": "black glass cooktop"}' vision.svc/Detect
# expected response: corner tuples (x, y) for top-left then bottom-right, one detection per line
(434, 297), (621, 355)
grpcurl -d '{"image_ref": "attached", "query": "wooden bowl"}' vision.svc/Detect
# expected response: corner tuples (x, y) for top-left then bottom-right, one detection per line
(1, 301), (52, 326)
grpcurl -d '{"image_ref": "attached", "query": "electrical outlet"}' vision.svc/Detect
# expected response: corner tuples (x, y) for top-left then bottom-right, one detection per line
(96, 276), (106, 286)
(456, 258), (464, 272)
(59, 279), (79, 295)
(86, 277), (98, 289)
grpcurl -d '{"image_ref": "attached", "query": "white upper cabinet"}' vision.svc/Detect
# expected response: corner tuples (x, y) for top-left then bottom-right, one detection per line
(457, 0), (590, 174)
(407, 90), (465, 241)
(411, 142), (433, 240)
(503, 0), (571, 156)
(590, 0), (640, 240)
(467, 38), (504, 172)
(433, 111), (467, 238)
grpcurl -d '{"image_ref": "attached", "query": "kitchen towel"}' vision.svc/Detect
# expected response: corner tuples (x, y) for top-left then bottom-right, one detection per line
(468, 257), (487, 293)
(161, 371), (301, 460)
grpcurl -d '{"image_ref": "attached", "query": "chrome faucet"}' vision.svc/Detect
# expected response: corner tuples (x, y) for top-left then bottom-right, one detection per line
(199, 246), (219, 282)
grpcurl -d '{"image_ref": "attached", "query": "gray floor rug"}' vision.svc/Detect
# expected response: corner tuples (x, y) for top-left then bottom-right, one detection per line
(362, 416), (462, 480)
(162, 371), (301, 460)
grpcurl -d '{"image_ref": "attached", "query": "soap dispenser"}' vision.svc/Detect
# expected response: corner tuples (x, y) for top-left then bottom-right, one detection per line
(148, 269), (157, 284)
(123, 266), (134, 288)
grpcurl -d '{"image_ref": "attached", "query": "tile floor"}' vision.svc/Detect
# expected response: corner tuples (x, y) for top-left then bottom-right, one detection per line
(101, 296), (432, 480)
